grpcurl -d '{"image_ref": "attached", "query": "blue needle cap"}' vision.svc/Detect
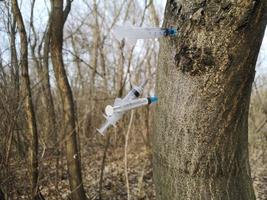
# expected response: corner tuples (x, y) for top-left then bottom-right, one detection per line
(164, 28), (177, 36)
(149, 96), (158, 103)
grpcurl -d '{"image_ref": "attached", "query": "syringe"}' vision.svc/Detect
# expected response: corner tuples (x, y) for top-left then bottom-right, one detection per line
(97, 80), (148, 135)
(113, 24), (177, 45)
(122, 79), (147, 101)
(105, 96), (158, 116)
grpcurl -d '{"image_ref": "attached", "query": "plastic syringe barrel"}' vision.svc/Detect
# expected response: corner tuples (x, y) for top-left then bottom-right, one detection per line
(113, 96), (158, 113)
(113, 26), (177, 40)
(123, 80), (147, 101)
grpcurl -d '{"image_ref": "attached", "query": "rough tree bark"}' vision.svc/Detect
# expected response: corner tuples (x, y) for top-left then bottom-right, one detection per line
(153, 0), (267, 199)
(11, 0), (39, 199)
(50, 0), (87, 199)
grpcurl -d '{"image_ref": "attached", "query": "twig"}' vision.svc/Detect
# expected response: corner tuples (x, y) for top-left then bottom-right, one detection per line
(124, 110), (134, 200)
(256, 118), (267, 134)
(98, 132), (111, 200)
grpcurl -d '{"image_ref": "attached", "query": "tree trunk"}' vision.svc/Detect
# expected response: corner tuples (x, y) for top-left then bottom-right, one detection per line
(153, 1), (267, 200)
(11, 0), (39, 199)
(50, 1), (87, 200)
(29, 0), (56, 145)
(10, 17), (20, 102)
(41, 16), (57, 144)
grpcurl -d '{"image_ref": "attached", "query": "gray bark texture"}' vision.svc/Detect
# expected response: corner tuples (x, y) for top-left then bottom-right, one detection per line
(153, 0), (267, 199)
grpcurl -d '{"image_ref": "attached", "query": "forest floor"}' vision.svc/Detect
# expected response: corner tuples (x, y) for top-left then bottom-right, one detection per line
(39, 138), (155, 200)
(81, 144), (155, 200)
(250, 139), (267, 200)
(7, 135), (266, 200)
(39, 137), (266, 200)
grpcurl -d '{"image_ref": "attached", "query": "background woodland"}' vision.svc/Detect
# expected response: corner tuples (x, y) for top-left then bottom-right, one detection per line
(0, 0), (266, 199)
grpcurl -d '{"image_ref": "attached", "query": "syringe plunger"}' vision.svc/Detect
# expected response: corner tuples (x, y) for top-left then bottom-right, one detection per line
(97, 120), (110, 135)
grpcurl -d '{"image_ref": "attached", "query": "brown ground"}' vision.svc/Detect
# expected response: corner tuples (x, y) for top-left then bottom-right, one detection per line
(3, 134), (266, 200)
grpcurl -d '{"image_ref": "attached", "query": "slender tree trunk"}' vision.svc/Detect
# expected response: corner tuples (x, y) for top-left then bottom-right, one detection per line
(153, 1), (267, 200)
(11, 0), (39, 199)
(5, 14), (20, 165)
(10, 18), (20, 102)
(89, 0), (99, 111)
(41, 16), (57, 144)
(29, 0), (56, 145)
(50, 1), (87, 199)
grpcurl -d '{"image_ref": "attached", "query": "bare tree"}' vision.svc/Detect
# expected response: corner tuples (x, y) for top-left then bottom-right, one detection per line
(29, 0), (56, 145)
(153, 0), (267, 199)
(11, 0), (40, 199)
(50, 0), (87, 199)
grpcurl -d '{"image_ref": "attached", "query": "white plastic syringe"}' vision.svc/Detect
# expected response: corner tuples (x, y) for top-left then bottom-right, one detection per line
(113, 24), (177, 45)
(97, 80), (148, 135)
(105, 96), (158, 116)
(122, 79), (147, 101)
